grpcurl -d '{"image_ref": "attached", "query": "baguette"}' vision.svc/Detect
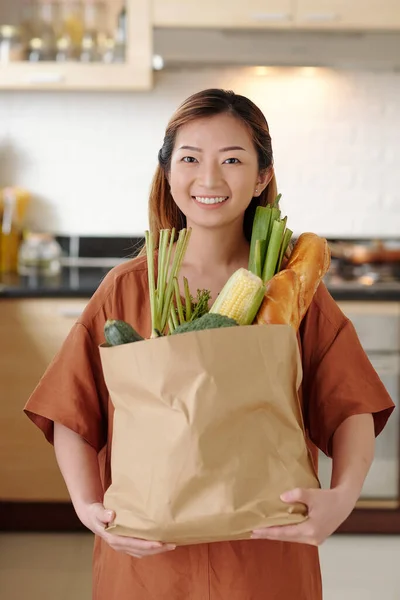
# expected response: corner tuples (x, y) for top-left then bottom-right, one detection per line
(286, 233), (331, 323)
(256, 269), (301, 329)
(255, 233), (331, 330)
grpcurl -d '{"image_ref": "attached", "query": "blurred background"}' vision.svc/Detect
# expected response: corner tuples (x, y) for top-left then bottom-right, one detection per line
(0, 1), (399, 598)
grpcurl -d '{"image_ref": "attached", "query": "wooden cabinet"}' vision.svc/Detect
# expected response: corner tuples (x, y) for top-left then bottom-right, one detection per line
(0, 0), (152, 91)
(296, 0), (400, 30)
(153, 0), (400, 31)
(0, 298), (88, 501)
(153, 0), (295, 29)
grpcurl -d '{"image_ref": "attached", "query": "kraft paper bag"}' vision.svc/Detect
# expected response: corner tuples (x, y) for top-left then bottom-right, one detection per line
(99, 324), (319, 546)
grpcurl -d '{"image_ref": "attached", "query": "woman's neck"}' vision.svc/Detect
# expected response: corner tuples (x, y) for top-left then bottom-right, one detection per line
(182, 222), (249, 274)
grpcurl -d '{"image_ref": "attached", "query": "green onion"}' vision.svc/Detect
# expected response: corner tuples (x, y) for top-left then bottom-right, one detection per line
(168, 315), (175, 334)
(184, 277), (192, 321)
(174, 277), (185, 325)
(170, 303), (179, 329)
(248, 206), (271, 274)
(262, 219), (286, 283)
(145, 230), (157, 335)
(277, 225), (293, 273)
(146, 227), (192, 336)
(160, 228), (192, 332)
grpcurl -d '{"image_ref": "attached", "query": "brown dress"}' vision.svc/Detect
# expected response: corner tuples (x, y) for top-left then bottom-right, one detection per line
(24, 255), (395, 600)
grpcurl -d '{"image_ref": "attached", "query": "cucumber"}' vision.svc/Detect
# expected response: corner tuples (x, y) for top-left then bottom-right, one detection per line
(104, 319), (143, 346)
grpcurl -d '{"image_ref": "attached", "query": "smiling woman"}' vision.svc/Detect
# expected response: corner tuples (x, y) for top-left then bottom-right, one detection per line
(23, 88), (394, 600)
(149, 88), (277, 249)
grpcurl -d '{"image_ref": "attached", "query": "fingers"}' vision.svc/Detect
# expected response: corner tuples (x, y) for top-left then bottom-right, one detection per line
(102, 532), (177, 558)
(88, 503), (177, 558)
(280, 488), (310, 505)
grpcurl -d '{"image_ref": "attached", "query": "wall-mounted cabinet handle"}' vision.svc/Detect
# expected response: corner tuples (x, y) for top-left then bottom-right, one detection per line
(25, 72), (65, 84)
(302, 12), (340, 22)
(250, 12), (292, 22)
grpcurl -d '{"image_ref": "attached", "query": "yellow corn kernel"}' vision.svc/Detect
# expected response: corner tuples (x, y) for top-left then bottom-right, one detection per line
(209, 268), (265, 326)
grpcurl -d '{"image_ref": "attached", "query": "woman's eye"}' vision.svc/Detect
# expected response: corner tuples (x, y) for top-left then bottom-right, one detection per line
(182, 156), (198, 163)
(224, 158), (240, 164)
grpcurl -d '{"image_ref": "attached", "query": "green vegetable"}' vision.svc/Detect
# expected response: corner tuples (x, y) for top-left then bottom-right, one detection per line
(145, 227), (192, 337)
(248, 193), (293, 284)
(171, 313), (238, 335)
(104, 319), (143, 346)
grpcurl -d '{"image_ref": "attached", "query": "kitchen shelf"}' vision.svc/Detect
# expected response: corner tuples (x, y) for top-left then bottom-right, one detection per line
(0, 0), (153, 92)
(0, 61), (151, 92)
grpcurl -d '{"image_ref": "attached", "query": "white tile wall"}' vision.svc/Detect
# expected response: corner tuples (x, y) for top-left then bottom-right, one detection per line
(0, 66), (399, 237)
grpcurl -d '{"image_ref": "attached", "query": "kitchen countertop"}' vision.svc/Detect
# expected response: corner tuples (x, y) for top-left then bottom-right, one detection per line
(1, 267), (400, 301)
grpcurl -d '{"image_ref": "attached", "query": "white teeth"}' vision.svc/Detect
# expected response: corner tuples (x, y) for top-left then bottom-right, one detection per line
(195, 196), (228, 205)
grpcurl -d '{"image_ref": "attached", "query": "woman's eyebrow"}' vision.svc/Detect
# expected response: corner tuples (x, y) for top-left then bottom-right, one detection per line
(178, 145), (247, 152)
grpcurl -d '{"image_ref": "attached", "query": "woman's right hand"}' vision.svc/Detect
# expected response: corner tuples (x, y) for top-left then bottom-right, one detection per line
(81, 502), (177, 559)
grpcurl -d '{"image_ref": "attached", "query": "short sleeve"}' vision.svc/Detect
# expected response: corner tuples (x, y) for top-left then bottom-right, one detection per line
(24, 322), (108, 452)
(301, 284), (395, 457)
(23, 256), (151, 453)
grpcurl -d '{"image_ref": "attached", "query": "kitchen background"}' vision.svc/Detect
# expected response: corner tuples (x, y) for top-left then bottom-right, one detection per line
(1, 64), (400, 236)
(1, 1), (400, 599)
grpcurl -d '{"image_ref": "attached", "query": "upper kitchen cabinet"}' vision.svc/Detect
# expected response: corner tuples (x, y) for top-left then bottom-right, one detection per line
(0, 0), (152, 91)
(296, 0), (400, 30)
(153, 0), (295, 29)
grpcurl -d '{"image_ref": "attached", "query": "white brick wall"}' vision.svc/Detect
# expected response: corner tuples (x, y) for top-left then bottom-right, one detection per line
(0, 66), (399, 238)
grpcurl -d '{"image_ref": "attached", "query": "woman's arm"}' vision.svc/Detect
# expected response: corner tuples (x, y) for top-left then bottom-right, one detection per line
(53, 422), (104, 525)
(53, 422), (176, 558)
(252, 413), (376, 545)
(330, 413), (375, 503)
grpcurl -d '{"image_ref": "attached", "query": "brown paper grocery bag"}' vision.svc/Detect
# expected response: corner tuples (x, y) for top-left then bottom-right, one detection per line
(99, 324), (319, 546)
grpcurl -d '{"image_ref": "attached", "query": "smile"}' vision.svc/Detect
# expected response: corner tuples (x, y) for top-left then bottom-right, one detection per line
(193, 196), (229, 205)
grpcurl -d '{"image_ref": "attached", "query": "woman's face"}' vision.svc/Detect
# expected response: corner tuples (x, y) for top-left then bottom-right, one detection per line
(169, 113), (271, 232)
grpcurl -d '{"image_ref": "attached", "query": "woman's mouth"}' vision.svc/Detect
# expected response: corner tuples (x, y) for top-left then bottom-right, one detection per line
(192, 196), (229, 206)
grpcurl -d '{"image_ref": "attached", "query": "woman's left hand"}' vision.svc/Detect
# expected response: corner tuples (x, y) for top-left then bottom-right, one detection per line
(251, 486), (356, 546)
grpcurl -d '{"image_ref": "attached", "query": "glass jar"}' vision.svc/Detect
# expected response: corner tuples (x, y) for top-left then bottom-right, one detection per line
(60, 0), (84, 58)
(31, 0), (61, 60)
(0, 26), (25, 63)
(55, 34), (75, 61)
(18, 232), (62, 276)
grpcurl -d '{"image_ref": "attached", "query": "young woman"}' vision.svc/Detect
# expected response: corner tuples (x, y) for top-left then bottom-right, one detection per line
(25, 88), (394, 600)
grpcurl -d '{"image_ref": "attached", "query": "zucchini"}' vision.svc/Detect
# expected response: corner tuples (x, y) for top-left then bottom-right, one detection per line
(104, 319), (143, 346)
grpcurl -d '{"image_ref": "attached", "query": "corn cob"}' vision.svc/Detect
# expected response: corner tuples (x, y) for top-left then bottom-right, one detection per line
(209, 268), (265, 326)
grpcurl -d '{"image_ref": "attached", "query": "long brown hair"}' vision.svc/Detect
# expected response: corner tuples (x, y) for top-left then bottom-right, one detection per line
(145, 88), (278, 250)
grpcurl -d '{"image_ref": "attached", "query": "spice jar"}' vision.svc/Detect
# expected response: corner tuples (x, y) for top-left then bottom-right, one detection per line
(18, 232), (62, 276)
(0, 26), (25, 63)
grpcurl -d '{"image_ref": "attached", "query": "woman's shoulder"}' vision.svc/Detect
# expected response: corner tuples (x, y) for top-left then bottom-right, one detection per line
(77, 254), (151, 338)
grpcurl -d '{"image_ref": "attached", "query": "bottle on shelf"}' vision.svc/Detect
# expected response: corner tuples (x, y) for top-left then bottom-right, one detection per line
(59, 0), (84, 59)
(0, 188), (30, 274)
(28, 0), (60, 61)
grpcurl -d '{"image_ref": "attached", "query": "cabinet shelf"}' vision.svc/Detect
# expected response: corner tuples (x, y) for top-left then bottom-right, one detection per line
(0, 0), (152, 91)
(0, 61), (152, 92)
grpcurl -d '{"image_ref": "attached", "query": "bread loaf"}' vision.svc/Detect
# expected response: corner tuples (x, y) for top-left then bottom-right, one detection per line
(255, 233), (331, 330)
(286, 233), (331, 323)
(256, 269), (301, 329)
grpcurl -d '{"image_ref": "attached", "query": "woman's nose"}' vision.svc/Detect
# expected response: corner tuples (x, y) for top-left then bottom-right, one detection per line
(198, 161), (223, 189)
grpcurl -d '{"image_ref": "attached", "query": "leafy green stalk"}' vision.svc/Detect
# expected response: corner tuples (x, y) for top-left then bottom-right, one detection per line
(174, 277), (185, 325)
(145, 230), (157, 334)
(262, 219), (286, 283)
(160, 228), (191, 332)
(248, 206), (271, 274)
(170, 303), (179, 329)
(254, 240), (262, 278)
(168, 315), (175, 334)
(156, 229), (170, 321)
(184, 276), (192, 321)
(277, 225), (293, 273)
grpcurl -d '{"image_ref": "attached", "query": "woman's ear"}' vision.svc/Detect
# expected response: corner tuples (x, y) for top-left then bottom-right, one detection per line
(254, 165), (274, 196)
